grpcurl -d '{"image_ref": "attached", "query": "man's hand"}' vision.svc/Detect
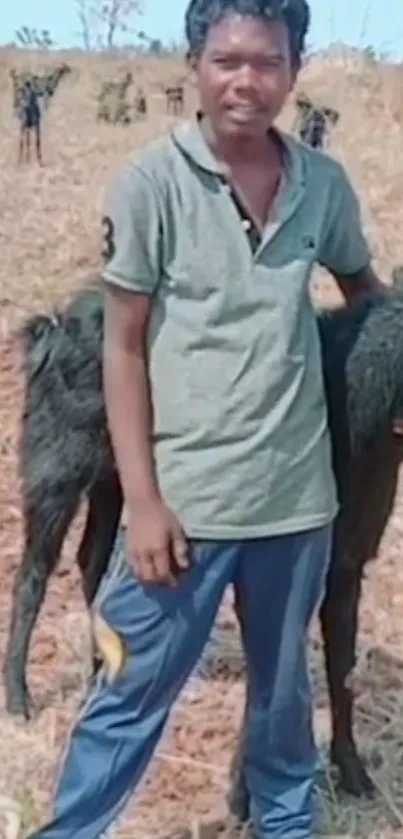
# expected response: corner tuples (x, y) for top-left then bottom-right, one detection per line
(126, 497), (189, 587)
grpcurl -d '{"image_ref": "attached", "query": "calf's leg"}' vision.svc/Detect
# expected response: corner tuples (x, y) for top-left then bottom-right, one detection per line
(18, 126), (25, 163)
(3, 492), (80, 719)
(319, 562), (374, 797)
(35, 124), (43, 165)
(76, 475), (122, 673)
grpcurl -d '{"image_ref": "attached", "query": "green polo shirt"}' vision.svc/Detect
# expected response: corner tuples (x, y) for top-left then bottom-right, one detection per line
(101, 116), (371, 539)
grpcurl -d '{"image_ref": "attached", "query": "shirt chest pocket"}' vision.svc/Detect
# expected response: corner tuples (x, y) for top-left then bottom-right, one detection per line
(162, 234), (251, 331)
(161, 183), (253, 307)
(251, 244), (317, 361)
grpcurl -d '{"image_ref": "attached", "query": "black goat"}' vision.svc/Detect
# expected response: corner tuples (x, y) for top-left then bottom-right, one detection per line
(229, 267), (403, 824)
(3, 270), (403, 816)
(3, 282), (122, 722)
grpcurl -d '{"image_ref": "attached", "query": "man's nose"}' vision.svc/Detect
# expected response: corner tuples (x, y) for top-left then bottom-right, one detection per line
(232, 64), (260, 93)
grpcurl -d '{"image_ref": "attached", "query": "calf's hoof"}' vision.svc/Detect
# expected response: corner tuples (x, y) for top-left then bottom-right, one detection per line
(226, 774), (251, 828)
(332, 745), (375, 798)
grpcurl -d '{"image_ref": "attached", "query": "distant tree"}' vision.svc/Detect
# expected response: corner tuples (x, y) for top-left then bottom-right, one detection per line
(15, 26), (55, 49)
(75, 0), (93, 50)
(148, 37), (162, 54)
(362, 44), (378, 65)
(137, 30), (163, 54)
(74, 0), (143, 50)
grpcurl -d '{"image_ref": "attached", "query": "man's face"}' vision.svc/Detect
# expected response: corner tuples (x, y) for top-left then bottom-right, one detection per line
(191, 13), (298, 141)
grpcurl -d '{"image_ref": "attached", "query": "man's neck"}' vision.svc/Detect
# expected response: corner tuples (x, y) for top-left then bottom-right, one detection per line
(197, 112), (281, 169)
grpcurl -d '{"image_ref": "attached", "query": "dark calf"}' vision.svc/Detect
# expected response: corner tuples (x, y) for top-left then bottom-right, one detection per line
(295, 93), (339, 149)
(3, 284), (122, 719)
(3, 271), (403, 811)
(228, 271), (403, 823)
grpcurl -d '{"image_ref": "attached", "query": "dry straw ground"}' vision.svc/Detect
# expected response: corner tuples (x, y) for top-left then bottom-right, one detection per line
(1, 44), (403, 839)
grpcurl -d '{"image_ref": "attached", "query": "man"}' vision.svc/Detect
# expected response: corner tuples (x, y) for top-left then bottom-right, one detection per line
(27, 1), (385, 838)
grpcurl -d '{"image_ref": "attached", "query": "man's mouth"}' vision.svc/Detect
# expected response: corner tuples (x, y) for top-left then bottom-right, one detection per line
(226, 102), (264, 120)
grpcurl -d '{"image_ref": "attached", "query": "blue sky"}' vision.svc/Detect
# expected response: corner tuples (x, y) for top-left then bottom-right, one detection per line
(1, 0), (402, 58)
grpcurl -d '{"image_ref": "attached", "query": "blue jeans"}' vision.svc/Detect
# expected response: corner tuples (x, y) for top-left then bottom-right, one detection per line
(27, 522), (333, 839)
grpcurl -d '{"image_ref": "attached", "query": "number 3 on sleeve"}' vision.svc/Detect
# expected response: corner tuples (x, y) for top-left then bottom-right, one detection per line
(101, 215), (116, 262)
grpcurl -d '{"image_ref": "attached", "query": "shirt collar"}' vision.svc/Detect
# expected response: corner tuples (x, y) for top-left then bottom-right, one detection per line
(170, 110), (307, 195)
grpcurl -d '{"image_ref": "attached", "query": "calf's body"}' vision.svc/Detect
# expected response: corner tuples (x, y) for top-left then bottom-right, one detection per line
(3, 279), (403, 813)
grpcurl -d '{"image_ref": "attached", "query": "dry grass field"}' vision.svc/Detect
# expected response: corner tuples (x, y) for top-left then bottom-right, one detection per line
(1, 43), (403, 839)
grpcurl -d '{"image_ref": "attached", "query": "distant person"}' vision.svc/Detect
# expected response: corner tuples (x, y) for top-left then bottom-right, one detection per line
(18, 79), (42, 165)
(25, 0), (385, 837)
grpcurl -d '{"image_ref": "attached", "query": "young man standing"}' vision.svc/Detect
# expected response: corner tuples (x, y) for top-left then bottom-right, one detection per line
(27, 1), (385, 837)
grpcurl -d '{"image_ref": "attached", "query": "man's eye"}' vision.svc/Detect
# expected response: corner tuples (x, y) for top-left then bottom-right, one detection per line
(215, 58), (238, 68)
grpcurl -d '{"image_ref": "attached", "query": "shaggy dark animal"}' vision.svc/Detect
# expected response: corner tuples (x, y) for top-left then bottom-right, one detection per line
(3, 282), (122, 722)
(3, 269), (403, 816)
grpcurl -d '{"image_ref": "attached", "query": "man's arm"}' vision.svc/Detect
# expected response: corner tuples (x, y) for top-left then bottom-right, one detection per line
(103, 285), (160, 508)
(318, 164), (387, 307)
(101, 159), (189, 583)
(101, 160), (163, 508)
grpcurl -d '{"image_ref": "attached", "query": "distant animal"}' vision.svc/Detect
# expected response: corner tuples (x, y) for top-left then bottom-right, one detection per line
(10, 64), (71, 165)
(38, 63), (71, 108)
(13, 77), (42, 165)
(96, 71), (133, 125)
(165, 84), (184, 115)
(134, 87), (147, 118)
(295, 93), (339, 149)
(10, 64), (71, 112)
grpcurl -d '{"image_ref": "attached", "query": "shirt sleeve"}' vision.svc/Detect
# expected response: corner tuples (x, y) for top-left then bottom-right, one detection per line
(318, 163), (372, 276)
(101, 159), (163, 294)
